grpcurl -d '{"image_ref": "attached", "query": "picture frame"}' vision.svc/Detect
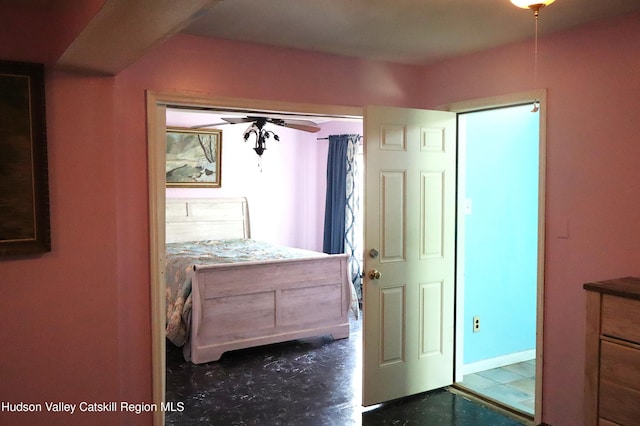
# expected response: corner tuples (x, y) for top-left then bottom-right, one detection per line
(0, 60), (51, 257)
(166, 127), (222, 188)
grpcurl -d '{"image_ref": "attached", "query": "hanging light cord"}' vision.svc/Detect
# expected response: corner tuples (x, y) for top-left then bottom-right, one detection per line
(534, 10), (539, 90)
(531, 8), (540, 112)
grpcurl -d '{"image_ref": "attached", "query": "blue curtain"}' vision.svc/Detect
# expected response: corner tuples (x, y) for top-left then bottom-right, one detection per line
(323, 135), (349, 254)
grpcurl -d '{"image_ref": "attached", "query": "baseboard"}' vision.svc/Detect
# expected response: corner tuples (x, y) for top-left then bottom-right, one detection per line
(461, 349), (535, 375)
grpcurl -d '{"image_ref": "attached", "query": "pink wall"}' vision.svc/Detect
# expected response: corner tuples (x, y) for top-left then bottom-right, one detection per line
(0, 6), (122, 426)
(1, 4), (639, 424)
(1, 72), (122, 424)
(421, 11), (640, 425)
(111, 31), (423, 426)
(116, 34), (425, 108)
(0, 0), (105, 65)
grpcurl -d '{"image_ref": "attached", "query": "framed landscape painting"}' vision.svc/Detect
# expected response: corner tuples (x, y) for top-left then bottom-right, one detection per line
(166, 127), (222, 188)
(0, 60), (50, 257)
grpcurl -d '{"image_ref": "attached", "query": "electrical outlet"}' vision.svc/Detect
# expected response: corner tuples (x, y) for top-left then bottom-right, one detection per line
(473, 316), (480, 333)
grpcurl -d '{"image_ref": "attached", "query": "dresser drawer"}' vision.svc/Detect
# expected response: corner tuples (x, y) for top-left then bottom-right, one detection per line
(599, 379), (640, 426)
(600, 340), (640, 391)
(601, 295), (640, 343)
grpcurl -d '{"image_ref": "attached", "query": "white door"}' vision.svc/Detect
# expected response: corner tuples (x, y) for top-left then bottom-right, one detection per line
(362, 105), (457, 406)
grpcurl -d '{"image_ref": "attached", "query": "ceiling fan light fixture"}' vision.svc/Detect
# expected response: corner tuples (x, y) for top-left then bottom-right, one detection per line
(510, 0), (555, 14)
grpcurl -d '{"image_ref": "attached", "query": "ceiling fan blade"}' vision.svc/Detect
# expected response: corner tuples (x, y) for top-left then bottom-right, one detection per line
(271, 118), (321, 133)
(284, 123), (321, 133)
(222, 117), (256, 124)
(189, 122), (227, 129)
(193, 116), (321, 132)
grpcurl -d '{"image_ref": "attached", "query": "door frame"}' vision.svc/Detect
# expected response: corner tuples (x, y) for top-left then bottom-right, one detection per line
(444, 90), (546, 424)
(146, 91), (362, 425)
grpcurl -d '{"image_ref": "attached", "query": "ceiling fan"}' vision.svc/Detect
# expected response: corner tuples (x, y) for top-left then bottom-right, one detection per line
(193, 116), (321, 160)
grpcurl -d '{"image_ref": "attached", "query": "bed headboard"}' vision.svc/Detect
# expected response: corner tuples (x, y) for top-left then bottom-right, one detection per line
(165, 197), (251, 243)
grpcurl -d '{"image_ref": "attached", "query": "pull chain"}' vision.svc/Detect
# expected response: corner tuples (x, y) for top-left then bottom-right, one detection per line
(531, 9), (540, 113)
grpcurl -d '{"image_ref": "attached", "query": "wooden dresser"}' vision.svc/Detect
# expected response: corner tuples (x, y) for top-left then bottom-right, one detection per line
(584, 277), (640, 426)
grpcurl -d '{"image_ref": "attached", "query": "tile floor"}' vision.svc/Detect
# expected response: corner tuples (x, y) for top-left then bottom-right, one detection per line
(459, 360), (536, 415)
(166, 313), (527, 425)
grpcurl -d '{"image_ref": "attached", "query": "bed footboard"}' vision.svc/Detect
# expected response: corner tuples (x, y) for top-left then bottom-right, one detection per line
(187, 253), (351, 364)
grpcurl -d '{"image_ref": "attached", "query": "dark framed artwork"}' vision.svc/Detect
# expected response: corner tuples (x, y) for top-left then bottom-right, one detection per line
(0, 60), (50, 257)
(166, 127), (222, 188)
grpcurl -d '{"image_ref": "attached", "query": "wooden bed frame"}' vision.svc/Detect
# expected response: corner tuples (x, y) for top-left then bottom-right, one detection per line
(166, 197), (351, 364)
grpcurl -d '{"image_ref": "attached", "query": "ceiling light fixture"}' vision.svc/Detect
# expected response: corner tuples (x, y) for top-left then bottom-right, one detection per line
(243, 117), (279, 170)
(510, 0), (555, 17)
(510, 0), (556, 111)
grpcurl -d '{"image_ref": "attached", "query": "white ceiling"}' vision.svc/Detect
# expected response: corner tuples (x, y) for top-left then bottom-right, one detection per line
(183, 0), (640, 65)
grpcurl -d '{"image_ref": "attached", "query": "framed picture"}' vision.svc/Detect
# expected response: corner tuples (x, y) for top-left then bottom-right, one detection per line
(166, 127), (222, 188)
(0, 60), (50, 257)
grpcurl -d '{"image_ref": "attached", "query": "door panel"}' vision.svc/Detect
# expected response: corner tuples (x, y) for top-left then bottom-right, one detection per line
(420, 171), (445, 258)
(420, 281), (444, 357)
(381, 171), (405, 261)
(363, 105), (456, 406)
(380, 286), (405, 365)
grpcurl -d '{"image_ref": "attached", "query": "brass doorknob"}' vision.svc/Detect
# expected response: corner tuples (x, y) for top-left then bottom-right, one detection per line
(369, 270), (381, 280)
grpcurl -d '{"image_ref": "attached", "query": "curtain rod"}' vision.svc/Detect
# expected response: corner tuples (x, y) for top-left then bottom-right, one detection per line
(316, 134), (362, 141)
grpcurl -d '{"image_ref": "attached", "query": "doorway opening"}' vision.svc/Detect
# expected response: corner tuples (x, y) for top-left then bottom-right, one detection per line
(452, 96), (546, 423)
(146, 91), (363, 425)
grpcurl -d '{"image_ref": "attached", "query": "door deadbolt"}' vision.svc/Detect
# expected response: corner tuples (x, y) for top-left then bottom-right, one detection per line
(369, 248), (379, 258)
